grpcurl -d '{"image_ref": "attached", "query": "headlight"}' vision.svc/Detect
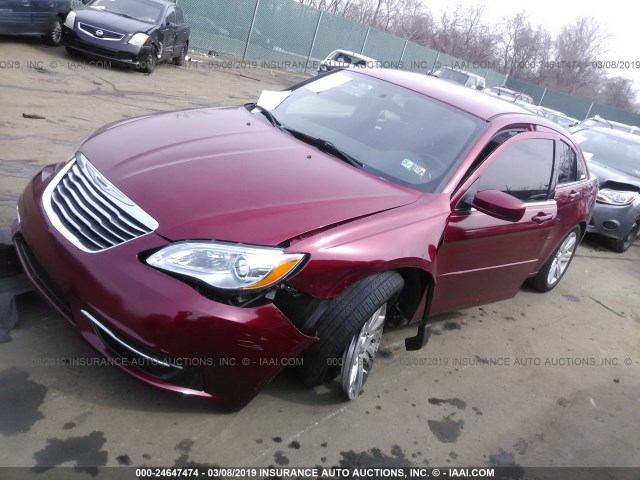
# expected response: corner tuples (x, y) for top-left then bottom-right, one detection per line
(64, 11), (76, 29)
(596, 189), (639, 206)
(129, 33), (150, 47)
(146, 241), (306, 291)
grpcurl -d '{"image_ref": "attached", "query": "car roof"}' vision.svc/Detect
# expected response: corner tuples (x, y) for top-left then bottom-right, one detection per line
(140, 0), (175, 6)
(360, 69), (541, 121)
(439, 66), (483, 79)
(582, 117), (636, 129)
(575, 126), (640, 142)
(487, 86), (517, 93)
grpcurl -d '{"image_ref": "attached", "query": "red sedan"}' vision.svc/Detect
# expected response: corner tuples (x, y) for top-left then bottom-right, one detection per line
(13, 69), (597, 407)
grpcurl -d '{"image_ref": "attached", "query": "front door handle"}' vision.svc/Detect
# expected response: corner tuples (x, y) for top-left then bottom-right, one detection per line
(22, 0), (30, 6)
(568, 190), (580, 200)
(532, 212), (553, 224)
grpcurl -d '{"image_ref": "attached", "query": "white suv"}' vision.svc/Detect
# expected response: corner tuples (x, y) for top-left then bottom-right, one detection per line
(318, 49), (379, 74)
(432, 67), (486, 90)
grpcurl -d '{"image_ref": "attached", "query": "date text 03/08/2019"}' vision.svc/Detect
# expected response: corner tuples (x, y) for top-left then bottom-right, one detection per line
(135, 467), (496, 478)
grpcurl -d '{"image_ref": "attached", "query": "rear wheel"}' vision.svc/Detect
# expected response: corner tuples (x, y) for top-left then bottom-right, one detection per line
(44, 17), (62, 46)
(173, 45), (187, 66)
(529, 226), (580, 292)
(610, 218), (639, 253)
(298, 271), (404, 399)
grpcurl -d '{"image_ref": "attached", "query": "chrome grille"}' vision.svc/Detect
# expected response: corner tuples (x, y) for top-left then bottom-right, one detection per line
(44, 154), (158, 252)
(78, 22), (124, 40)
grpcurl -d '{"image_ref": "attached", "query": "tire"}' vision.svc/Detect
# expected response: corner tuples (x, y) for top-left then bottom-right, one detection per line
(610, 218), (639, 253)
(173, 45), (187, 66)
(138, 48), (156, 74)
(44, 17), (62, 46)
(298, 271), (404, 398)
(529, 226), (581, 292)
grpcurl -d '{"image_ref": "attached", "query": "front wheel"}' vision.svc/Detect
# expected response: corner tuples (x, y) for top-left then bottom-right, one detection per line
(341, 302), (387, 399)
(529, 226), (580, 292)
(44, 17), (62, 46)
(298, 271), (404, 399)
(610, 218), (639, 253)
(138, 48), (156, 74)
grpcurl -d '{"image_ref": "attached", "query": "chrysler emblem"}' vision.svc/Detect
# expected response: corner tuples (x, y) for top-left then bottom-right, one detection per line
(96, 29), (104, 37)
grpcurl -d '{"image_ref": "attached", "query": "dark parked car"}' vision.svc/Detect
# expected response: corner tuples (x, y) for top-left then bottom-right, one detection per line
(572, 127), (640, 252)
(0, 0), (76, 46)
(13, 69), (597, 407)
(62, 0), (189, 73)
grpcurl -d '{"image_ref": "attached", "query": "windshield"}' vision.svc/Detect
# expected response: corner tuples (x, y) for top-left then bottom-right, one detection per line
(266, 71), (484, 192)
(574, 129), (640, 178)
(89, 0), (164, 24)
(433, 68), (469, 85)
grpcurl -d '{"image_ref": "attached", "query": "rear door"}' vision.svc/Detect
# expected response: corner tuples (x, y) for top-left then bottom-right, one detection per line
(432, 132), (558, 314)
(534, 139), (593, 269)
(0, 0), (33, 34)
(30, 0), (55, 33)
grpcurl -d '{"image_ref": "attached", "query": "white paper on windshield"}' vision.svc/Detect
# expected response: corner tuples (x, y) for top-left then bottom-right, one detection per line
(582, 151), (594, 161)
(304, 73), (352, 93)
(255, 90), (291, 110)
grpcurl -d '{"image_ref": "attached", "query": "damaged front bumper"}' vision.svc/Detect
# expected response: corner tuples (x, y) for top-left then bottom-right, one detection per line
(13, 164), (317, 408)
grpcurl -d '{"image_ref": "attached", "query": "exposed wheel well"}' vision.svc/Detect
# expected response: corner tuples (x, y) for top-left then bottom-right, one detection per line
(393, 267), (433, 326)
(578, 221), (587, 240)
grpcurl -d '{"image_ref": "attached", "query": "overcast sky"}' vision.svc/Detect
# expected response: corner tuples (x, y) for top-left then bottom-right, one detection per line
(426, 0), (640, 87)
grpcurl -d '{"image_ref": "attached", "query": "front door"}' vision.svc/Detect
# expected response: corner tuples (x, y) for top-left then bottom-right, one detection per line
(158, 6), (177, 60)
(432, 133), (558, 314)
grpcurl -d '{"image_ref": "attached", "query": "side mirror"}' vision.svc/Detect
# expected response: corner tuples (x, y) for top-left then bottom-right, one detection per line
(471, 190), (525, 222)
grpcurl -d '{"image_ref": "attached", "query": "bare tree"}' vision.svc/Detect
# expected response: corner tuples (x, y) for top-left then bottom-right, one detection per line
(542, 17), (610, 94)
(294, 1), (637, 112)
(598, 77), (639, 111)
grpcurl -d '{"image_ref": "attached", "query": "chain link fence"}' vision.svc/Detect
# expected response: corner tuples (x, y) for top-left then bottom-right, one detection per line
(176, 0), (640, 126)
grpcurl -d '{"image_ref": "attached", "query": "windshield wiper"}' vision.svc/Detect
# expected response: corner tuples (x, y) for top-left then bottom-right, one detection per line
(282, 127), (364, 169)
(246, 103), (281, 128)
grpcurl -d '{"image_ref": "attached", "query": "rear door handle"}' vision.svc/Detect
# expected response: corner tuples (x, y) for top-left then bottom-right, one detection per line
(568, 191), (580, 200)
(22, 0), (30, 6)
(532, 212), (553, 224)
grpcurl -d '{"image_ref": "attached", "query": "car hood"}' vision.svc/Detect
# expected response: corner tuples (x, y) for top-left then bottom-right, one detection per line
(588, 160), (640, 189)
(74, 8), (156, 34)
(80, 107), (422, 246)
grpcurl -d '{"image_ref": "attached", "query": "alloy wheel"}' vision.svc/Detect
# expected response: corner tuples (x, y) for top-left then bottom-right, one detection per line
(341, 303), (386, 400)
(547, 231), (577, 286)
(52, 23), (62, 44)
